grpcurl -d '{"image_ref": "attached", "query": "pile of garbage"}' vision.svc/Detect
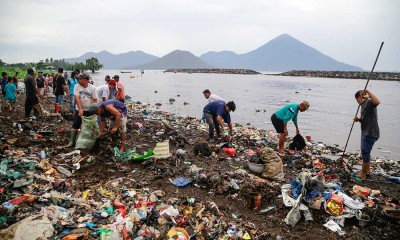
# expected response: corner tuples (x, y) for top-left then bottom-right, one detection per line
(0, 99), (399, 239)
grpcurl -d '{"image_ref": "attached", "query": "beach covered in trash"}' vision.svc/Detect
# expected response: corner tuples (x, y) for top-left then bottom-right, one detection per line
(0, 97), (399, 240)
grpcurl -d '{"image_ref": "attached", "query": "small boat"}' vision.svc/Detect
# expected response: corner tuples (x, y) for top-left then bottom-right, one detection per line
(120, 71), (132, 73)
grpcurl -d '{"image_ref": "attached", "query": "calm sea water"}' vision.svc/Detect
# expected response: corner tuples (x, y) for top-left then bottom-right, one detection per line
(90, 70), (400, 160)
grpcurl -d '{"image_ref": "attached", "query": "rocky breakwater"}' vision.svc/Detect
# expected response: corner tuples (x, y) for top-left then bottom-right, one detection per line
(279, 70), (400, 81)
(165, 68), (261, 75)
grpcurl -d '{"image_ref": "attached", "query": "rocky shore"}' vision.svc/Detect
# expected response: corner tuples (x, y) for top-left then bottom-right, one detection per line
(164, 69), (261, 75)
(278, 70), (400, 81)
(0, 95), (399, 239)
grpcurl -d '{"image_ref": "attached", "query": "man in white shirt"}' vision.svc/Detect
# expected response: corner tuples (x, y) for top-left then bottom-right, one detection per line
(96, 79), (116, 104)
(66, 73), (98, 147)
(203, 89), (224, 102)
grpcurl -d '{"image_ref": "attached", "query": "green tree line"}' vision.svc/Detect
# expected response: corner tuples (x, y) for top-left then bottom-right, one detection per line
(0, 57), (103, 75)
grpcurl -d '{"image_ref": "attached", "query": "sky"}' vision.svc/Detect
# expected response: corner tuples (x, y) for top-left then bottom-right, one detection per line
(0, 0), (399, 71)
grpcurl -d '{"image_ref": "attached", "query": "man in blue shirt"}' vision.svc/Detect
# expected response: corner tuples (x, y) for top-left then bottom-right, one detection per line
(271, 101), (310, 152)
(203, 100), (236, 143)
(89, 99), (128, 152)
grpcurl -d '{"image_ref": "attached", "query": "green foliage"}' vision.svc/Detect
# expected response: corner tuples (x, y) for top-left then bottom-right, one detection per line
(0, 67), (25, 78)
(0, 57), (104, 77)
(85, 57), (103, 73)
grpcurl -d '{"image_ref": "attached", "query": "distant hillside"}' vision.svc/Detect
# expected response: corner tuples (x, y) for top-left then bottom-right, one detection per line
(200, 51), (242, 68)
(200, 34), (363, 71)
(65, 50), (158, 69)
(65, 34), (363, 71)
(134, 50), (213, 70)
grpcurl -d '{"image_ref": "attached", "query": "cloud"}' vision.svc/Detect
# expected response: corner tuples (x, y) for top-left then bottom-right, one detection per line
(0, 0), (398, 71)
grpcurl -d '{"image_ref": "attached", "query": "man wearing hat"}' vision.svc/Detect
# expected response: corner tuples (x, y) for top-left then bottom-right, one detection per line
(271, 101), (310, 153)
(353, 89), (380, 180)
(96, 79), (116, 104)
(113, 75), (125, 103)
(203, 100), (236, 143)
(89, 99), (128, 152)
(66, 73), (98, 147)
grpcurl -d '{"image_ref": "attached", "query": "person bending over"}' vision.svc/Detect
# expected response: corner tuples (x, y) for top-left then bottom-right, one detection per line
(203, 100), (236, 143)
(271, 101), (310, 153)
(90, 99), (128, 152)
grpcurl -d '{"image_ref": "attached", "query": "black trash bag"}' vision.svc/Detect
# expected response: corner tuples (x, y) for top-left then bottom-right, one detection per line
(289, 134), (306, 151)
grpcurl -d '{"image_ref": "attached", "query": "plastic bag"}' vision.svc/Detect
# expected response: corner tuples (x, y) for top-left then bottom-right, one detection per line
(76, 115), (99, 150)
(327, 194), (344, 216)
(259, 147), (284, 181)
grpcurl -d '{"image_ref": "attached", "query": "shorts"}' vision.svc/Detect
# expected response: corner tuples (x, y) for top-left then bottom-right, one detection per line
(6, 99), (16, 108)
(271, 113), (284, 133)
(72, 110), (92, 129)
(109, 115), (127, 133)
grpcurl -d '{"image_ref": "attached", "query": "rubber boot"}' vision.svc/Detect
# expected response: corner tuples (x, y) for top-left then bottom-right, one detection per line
(66, 131), (78, 147)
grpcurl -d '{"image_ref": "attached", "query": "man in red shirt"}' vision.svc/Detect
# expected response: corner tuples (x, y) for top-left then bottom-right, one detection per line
(113, 75), (125, 103)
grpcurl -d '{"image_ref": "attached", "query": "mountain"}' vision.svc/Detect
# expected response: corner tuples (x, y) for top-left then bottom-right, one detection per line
(134, 50), (213, 70)
(200, 34), (363, 71)
(65, 50), (158, 69)
(200, 51), (242, 68)
(65, 34), (362, 71)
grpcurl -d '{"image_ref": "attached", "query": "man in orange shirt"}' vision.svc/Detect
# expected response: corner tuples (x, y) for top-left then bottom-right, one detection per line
(113, 75), (125, 103)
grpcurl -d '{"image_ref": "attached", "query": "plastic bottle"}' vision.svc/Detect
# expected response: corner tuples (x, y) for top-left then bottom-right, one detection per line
(56, 166), (72, 177)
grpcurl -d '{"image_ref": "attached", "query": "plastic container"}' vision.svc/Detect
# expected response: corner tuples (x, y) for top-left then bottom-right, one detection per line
(248, 162), (265, 174)
(222, 147), (236, 157)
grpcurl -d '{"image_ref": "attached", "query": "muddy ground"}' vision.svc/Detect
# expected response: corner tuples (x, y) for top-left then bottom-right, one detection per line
(0, 95), (399, 239)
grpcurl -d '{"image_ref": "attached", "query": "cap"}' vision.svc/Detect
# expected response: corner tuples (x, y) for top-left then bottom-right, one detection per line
(88, 104), (100, 115)
(77, 73), (90, 80)
(108, 79), (116, 86)
(113, 75), (120, 79)
(226, 101), (236, 112)
(301, 101), (310, 110)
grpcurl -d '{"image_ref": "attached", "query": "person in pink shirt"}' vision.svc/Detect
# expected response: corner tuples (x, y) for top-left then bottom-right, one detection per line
(113, 75), (125, 103)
